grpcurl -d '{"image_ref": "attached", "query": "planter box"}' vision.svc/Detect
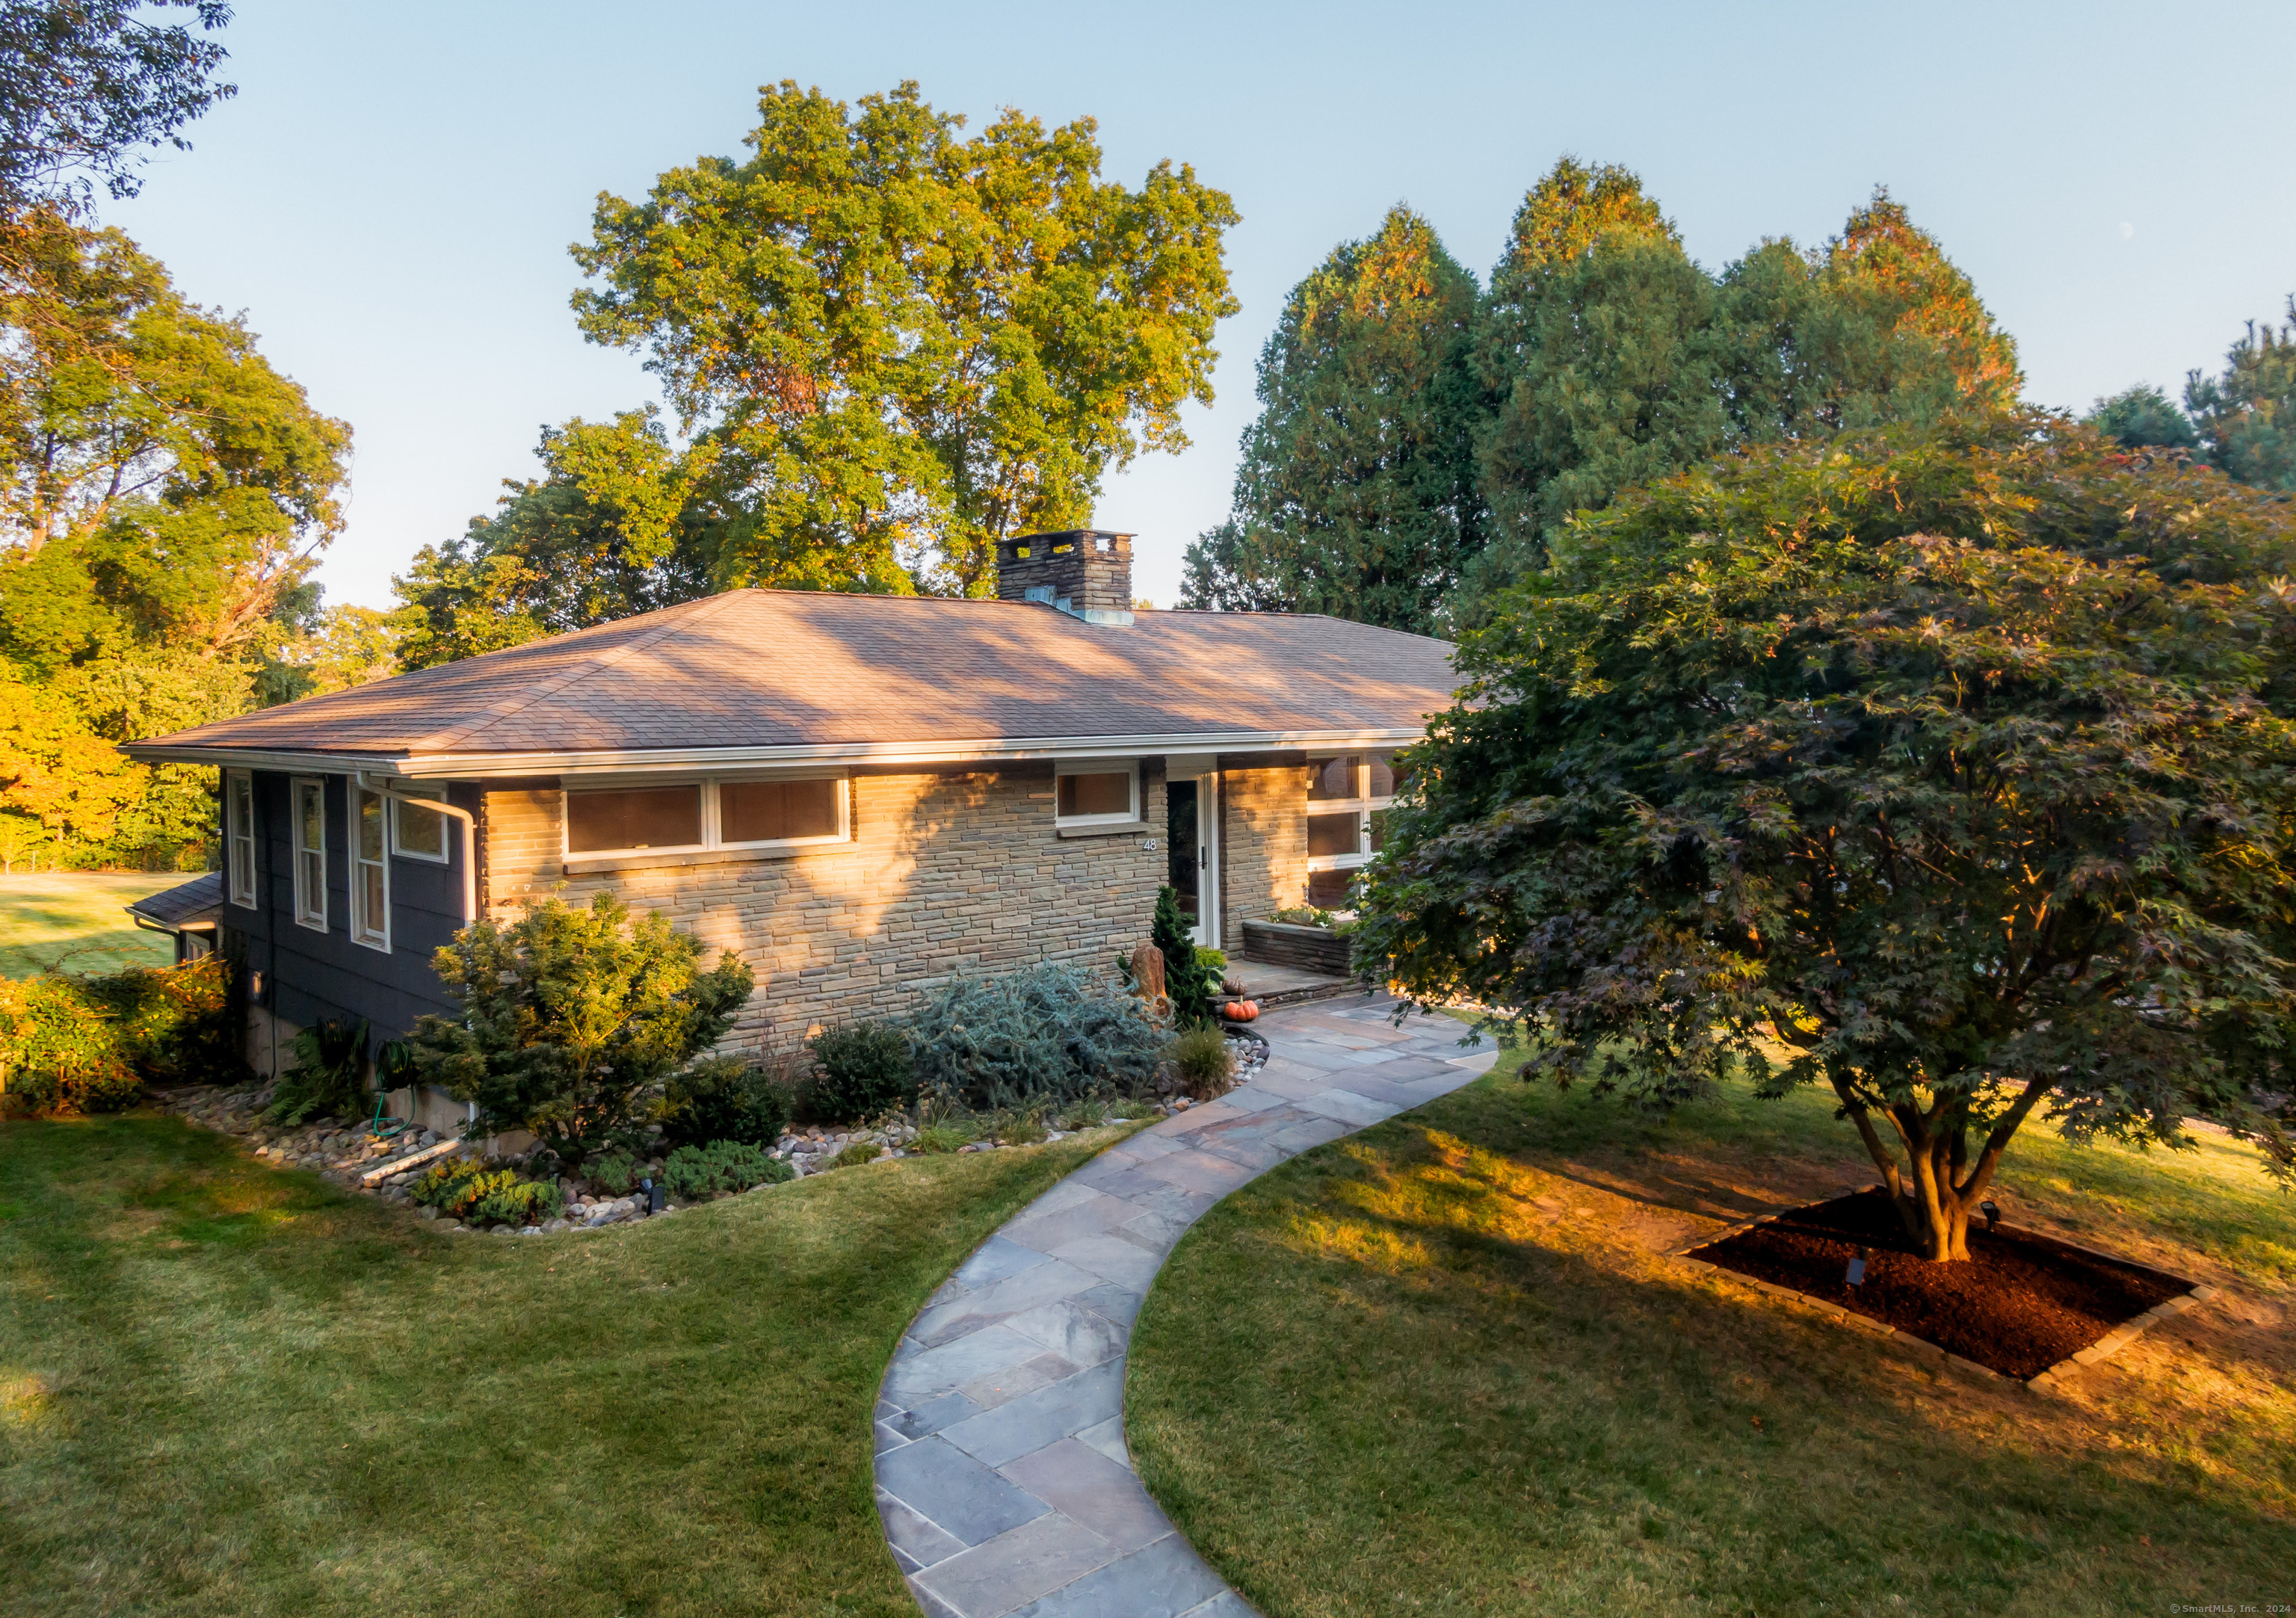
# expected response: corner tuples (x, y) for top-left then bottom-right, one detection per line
(1241, 918), (1353, 976)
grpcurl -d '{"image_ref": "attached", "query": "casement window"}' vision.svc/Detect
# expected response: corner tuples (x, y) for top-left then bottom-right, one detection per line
(291, 776), (327, 930)
(561, 775), (851, 859)
(351, 784), (390, 951)
(1304, 753), (1397, 908)
(1052, 762), (1139, 827)
(389, 788), (451, 863)
(224, 770), (257, 909)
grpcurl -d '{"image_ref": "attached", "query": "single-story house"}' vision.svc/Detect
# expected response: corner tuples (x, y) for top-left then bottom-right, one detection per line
(124, 532), (1455, 1127)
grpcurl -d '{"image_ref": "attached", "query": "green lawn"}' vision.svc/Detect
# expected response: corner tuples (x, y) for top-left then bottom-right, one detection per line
(0, 871), (191, 979)
(0, 1112), (1120, 1617)
(1129, 1037), (2296, 1618)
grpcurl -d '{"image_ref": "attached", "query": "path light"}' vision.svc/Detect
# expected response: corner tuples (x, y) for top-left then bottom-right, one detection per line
(1981, 1200), (2001, 1232)
(646, 1178), (666, 1214)
(1845, 1247), (1868, 1286)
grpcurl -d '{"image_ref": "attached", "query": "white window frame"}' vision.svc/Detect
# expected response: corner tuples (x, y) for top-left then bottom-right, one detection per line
(1304, 754), (1398, 907)
(224, 769), (256, 910)
(350, 781), (390, 953)
(290, 776), (328, 932)
(1052, 760), (1141, 829)
(389, 785), (451, 865)
(559, 773), (854, 861)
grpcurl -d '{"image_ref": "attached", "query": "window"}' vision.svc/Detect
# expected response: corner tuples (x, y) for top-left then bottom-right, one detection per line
(562, 776), (849, 859)
(351, 784), (389, 951)
(391, 789), (449, 862)
(1054, 763), (1138, 827)
(1303, 753), (1397, 908)
(225, 770), (256, 909)
(291, 777), (327, 930)
(720, 777), (842, 845)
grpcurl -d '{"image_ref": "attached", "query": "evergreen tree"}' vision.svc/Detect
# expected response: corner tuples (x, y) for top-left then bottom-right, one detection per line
(2185, 300), (2296, 490)
(1180, 206), (1485, 631)
(2085, 383), (2198, 451)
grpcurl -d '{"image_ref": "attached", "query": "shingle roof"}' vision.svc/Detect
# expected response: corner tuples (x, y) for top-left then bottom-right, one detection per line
(126, 591), (1457, 764)
(125, 871), (222, 931)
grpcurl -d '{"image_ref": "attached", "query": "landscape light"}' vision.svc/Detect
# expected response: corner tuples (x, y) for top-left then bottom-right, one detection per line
(1981, 1200), (2000, 1232)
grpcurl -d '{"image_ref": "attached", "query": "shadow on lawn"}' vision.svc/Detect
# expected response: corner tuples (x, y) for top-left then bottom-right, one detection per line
(1134, 1096), (2296, 1616)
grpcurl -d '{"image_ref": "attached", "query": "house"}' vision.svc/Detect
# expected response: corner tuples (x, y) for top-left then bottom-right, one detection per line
(124, 532), (1455, 1127)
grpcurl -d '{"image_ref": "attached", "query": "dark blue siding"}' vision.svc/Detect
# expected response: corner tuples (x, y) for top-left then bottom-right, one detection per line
(222, 771), (476, 1045)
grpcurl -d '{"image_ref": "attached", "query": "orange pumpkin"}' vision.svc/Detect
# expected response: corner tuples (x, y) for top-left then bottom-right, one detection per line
(1220, 999), (1260, 1022)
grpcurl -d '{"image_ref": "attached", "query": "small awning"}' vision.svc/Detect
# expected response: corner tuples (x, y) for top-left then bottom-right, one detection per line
(126, 871), (223, 935)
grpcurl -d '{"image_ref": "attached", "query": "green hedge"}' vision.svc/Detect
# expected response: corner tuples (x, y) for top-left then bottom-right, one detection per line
(0, 955), (237, 1115)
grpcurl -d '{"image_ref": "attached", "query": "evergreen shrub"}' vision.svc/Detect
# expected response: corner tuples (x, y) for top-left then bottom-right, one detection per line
(662, 1140), (789, 1199)
(660, 1056), (792, 1147)
(801, 1022), (916, 1122)
(908, 961), (1164, 1111)
(587, 1151), (640, 1195)
(410, 1158), (564, 1226)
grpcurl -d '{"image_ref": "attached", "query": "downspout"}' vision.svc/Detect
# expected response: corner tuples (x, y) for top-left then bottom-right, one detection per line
(353, 771), (477, 925)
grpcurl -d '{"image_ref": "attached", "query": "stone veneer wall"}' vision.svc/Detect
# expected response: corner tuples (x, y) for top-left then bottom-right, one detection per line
(1218, 759), (1311, 955)
(478, 764), (1167, 1052)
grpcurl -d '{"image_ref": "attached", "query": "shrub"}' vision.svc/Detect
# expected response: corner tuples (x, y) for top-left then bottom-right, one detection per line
(659, 1056), (792, 1148)
(802, 1022), (916, 1123)
(910, 1123), (966, 1155)
(661, 1139), (790, 1199)
(0, 955), (235, 1117)
(265, 1018), (369, 1127)
(1168, 1022), (1235, 1099)
(909, 961), (1165, 1111)
(409, 892), (752, 1171)
(1195, 947), (1228, 978)
(826, 1139), (883, 1170)
(410, 1158), (564, 1226)
(1153, 885), (1215, 1023)
(587, 1151), (640, 1196)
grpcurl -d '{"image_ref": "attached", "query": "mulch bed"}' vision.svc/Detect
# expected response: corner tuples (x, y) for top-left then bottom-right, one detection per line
(1688, 1189), (2193, 1379)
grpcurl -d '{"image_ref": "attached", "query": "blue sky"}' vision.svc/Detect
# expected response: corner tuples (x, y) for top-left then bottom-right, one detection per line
(102, 0), (2296, 611)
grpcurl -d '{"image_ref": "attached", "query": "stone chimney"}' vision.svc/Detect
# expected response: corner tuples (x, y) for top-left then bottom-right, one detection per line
(995, 530), (1135, 624)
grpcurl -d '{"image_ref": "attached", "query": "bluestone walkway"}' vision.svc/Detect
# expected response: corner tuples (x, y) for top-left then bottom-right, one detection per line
(873, 994), (1499, 1618)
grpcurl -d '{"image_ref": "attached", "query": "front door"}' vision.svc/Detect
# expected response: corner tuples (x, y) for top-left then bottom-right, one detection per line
(1166, 774), (1219, 948)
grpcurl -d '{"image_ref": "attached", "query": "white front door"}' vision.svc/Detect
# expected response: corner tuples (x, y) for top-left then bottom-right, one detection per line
(1166, 771), (1220, 949)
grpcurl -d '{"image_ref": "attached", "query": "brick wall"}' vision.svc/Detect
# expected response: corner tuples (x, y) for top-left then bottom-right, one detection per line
(1218, 760), (1310, 954)
(478, 765), (1167, 1052)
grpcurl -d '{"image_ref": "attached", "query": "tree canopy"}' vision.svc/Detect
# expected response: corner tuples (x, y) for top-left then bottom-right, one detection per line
(0, 213), (348, 865)
(0, 0), (233, 214)
(392, 410), (717, 671)
(1180, 206), (1485, 631)
(570, 80), (1238, 598)
(1190, 159), (2022, 629)
(2185, 300), (2296, 492)
(1357, 413), (2296, 1261)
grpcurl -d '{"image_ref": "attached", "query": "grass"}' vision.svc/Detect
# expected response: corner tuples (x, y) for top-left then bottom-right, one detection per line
(0, 1111), (1123, 1617)
(1128, 1029), (2296, 1617)
(0, 871), (191, 979)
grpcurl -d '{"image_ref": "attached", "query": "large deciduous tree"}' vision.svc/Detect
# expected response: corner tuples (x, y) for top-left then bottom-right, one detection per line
(571, 80), (1238, 597)
(0, 0), (232, 214)
(392, 409), (718, 671)
(1180, 206), (1485, 632)
(0, 212), (348, 862)
(1358, 413), (2296, 1262)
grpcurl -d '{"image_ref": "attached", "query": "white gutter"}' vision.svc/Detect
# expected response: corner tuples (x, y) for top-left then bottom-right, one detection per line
(121, 725), (1433, 780)
(354, 771), (478, 925)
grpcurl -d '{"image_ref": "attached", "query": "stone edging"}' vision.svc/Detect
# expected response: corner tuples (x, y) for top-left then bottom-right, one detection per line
(1663, 1186), (2213, 1392)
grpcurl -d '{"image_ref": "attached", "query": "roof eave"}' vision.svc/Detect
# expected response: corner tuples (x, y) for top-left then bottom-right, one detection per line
(118, 726), (1435, 779)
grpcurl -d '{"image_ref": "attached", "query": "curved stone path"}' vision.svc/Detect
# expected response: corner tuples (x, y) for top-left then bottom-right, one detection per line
(872, 995), (1498, 1618)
